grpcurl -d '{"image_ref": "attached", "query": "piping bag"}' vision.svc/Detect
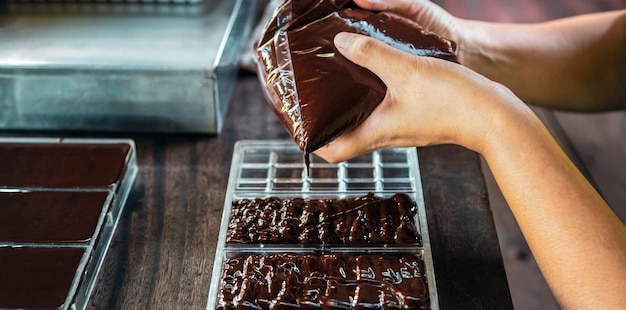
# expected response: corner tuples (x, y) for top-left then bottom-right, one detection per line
(256, 0), (458, 171)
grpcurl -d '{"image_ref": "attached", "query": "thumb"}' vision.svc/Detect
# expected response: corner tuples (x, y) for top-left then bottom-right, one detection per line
(334, 32), (410, 86)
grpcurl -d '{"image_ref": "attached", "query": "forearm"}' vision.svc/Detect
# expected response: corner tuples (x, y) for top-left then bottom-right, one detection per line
(459, 10), (626, 111)
(322, 6), (626, 306)
(481, 103), (626, 309)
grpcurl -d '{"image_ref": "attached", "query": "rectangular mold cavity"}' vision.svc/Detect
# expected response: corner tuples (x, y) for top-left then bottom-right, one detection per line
(239, 167), (270, 180)
(382, 167), (412, 179)
(207, 140), (438, 310)
(345, 166), (375, 179)
(0, 138), (137, 310)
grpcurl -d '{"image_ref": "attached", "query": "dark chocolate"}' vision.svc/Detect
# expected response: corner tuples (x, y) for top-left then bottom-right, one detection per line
(216, 253), (430, 309)
(0, 247), (85, 309)
(0, 142), (130, 188)
(257, 0), (457, 156)
(0, 191), (109, 243)
(259, 0), (354, 44)
(226, 193), (421, 245)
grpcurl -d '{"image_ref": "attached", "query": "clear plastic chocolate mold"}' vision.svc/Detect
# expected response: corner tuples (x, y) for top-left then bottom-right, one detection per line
(208, 140), (439, 310)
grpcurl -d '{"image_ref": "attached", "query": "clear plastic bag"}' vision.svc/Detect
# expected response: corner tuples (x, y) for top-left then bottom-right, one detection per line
(256, 0), (457, 157)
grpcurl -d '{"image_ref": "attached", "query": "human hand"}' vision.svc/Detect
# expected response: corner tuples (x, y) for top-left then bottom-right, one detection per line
(315, 32), (530, 163)
(353, 0), (467, 54)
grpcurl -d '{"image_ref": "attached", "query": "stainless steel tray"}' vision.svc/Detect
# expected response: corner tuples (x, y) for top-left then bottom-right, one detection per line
(0, 0), (258, 133)
(207, 140), (439, 309)
(0, 138), (137, 310)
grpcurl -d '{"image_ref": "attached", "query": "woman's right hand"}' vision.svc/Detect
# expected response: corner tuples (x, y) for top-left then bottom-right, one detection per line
(314, 32), (533, 164)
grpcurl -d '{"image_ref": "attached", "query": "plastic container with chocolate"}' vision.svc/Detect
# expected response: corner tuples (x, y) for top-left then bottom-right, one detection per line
(0, 138), (137, 310)
(207, 140), (438, 309)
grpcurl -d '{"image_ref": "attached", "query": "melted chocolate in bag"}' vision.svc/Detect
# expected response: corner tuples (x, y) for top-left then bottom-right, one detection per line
(256, 0), (457, 165)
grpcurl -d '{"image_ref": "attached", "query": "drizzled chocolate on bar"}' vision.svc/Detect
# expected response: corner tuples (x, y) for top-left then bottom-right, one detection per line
(256, 0), (457, 162)
(226, 193), (421, 245)
(216, 253), (430, 309)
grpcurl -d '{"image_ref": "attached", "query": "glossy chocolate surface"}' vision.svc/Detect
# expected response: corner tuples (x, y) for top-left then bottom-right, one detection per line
(0, 191), (109, 243)
(257, 0), (457, 155)
(0, 140), (135, 309)
(259, 0), (354, 44)
(216, 253), (430, 309)
(226, 193), (421, 244)
(0, 142), (130, 188)
(0, 247), (84, 309)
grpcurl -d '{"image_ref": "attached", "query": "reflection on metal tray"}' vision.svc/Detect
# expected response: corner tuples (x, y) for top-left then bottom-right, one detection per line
(207, 140), (440, 310)
(0, 0), (259, 133)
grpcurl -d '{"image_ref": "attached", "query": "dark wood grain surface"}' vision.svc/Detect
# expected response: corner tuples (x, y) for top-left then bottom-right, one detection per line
(85, 72), (512, 309)
(2, 0), (616, 309)
(0, 0), (620, 309)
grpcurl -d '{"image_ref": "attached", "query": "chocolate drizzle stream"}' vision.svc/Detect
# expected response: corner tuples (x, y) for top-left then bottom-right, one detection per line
(256, 0), (458, 172)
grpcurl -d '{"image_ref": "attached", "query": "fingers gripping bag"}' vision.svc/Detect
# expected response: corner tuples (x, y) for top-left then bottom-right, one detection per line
(256, 0), (458, 162)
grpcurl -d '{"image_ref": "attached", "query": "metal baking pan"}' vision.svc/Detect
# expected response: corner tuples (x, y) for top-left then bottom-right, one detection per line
(0, 0), (259, 133)
(0, 138), (137, 310)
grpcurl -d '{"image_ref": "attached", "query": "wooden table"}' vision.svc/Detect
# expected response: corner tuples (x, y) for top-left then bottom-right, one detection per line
(87, 71), (512, 309)
(6, 0), (616, 308)
(0, 0), (619, 309)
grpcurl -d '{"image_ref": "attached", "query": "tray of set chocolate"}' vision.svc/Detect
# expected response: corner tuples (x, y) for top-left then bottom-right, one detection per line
(207, 140), (438, 310)
(0, 138), (137, 310)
